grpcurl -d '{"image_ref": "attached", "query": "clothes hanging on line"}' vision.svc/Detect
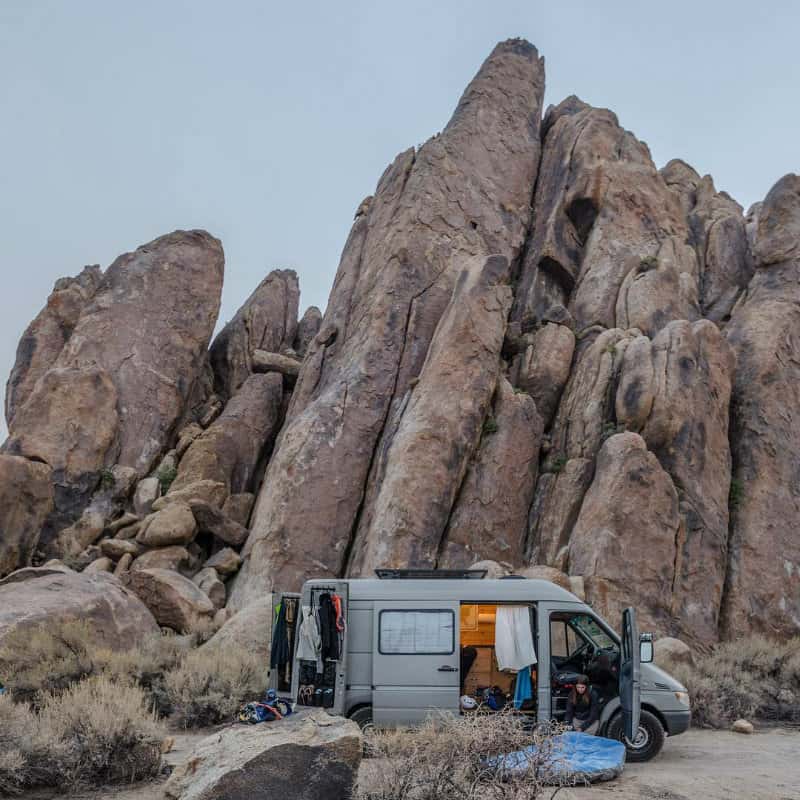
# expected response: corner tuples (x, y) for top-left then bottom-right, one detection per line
(270, 601), (290, 670)
(296, 604), (323, 672)
(513, 665), (533, 709)
(495, 605), (537, 671)
(318, 592), (341, 661)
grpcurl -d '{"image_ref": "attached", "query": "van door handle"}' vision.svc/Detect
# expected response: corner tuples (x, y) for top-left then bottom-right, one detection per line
(437, 665), (458, 672)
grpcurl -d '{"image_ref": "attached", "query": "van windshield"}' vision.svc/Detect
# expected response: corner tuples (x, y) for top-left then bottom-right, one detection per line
(570, 614), (617, 649)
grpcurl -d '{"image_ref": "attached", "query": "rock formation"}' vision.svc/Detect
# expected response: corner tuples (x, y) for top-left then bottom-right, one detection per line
(2, 38), (799, 645)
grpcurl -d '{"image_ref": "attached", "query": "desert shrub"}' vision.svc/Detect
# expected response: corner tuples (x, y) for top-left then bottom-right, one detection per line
(0, 676), (163, 793)
(0, 693), (36, 795)
(157, 464), (178, 493)
(165, 645), (267, 728)
(659, 635), (800, 727)
(0, 622), (190, 715)
(483, 415), (499, 436)
(0, 620), (98, 704)
(358, 710), (571, 800)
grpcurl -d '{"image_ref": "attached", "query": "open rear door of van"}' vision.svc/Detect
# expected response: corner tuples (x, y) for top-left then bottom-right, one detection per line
(291, 580), (349, 717)
(619, 607), (641, 742)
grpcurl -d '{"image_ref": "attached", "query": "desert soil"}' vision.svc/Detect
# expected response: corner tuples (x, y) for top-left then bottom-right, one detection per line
(558, 727), (799, 800)
(21, 726), (799, 800)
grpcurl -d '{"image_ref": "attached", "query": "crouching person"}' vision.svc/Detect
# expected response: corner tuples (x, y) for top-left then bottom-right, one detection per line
(565, 675), (599, 734)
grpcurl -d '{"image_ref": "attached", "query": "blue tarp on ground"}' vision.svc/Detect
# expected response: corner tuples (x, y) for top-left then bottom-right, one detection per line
(490, 731), (626, 784)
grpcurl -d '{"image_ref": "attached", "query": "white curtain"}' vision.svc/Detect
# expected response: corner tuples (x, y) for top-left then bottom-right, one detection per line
(495, 606), (537, 671)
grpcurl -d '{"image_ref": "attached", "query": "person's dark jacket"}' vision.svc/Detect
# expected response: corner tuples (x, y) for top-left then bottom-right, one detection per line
(565, 687), (600, 729)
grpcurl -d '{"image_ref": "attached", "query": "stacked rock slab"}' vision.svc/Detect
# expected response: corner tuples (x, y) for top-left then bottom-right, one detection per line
(722, 174), (800, 639)
(230, 39), (546, 606)
(2, 230), (224, 552)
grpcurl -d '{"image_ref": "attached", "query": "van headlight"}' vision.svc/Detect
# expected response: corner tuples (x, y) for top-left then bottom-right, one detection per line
(674, 691), (690, 707)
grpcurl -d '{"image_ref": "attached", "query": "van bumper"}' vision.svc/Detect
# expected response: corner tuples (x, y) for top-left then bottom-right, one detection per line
(662, 709), (691, 736)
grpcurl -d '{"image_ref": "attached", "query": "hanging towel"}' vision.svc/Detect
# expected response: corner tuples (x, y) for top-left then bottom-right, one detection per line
(513, 665), (533, 709)
(295, 605), (323, 672)
(495, 606), (537, 671)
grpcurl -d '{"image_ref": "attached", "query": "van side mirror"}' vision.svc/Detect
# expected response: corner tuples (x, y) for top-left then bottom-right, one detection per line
(639, 633), (654, 663)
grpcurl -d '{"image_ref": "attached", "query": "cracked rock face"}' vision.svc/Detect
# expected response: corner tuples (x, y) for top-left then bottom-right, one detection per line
(2, 40), (799, 645)
(230, 39), (546, 607)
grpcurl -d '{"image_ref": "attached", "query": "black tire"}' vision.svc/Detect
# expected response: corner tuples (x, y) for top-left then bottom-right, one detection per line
(349, 705), (374, 730)
(605, 709), (665, 762)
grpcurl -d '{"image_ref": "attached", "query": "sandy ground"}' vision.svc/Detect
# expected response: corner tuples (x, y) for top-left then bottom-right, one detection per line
(557, 727), (800, 800)
(22, 726), (800, 799)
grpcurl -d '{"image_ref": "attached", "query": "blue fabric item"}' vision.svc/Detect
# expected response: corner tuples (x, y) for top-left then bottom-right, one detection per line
(488, 731), (626, 784)
(513, 666), (532, 709)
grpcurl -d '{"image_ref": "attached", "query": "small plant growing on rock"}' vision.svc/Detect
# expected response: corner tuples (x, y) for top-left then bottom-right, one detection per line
(639, 255), (659, 271)
(601, 421), (626, 442)
(551, 454), (567, 473)
(157, 464), (178, 494)
(482, 415), (499, 436)
(99, 467), (115, 491)
(729, 478), (745, 510)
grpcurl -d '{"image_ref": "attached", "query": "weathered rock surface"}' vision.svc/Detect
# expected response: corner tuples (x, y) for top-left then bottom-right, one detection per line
(654, 636), (695, 668)
(164, 709), (362, 800)
(350, 254), (514, 575)
(137, 502), (197, 548)
(200, 595), (272, 660)
(125, 568), (215, 633)
(232, 39), (546, 605)
(131, 545), (195, 575)
(568, 433), (680, 634)
(616, 319), (735, 640)
(722, 174), (800, 640)
(440, 377), (543, 568)
(0, 455), (53, 577)
(169, 373), (283, 502)
(2, 230), (224, 550)
(3, 40), (800, 646)
(0, 570), (159, 649)
(192, 567), (226, 609)
(209, 269), (299, 399)
(4, 265), (102, 427)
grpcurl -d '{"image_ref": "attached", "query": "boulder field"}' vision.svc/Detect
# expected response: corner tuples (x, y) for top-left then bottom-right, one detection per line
(1, 38), (798, 646)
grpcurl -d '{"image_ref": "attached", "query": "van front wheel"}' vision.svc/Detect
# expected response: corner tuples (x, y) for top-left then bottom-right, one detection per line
(606, 709), (665, 762)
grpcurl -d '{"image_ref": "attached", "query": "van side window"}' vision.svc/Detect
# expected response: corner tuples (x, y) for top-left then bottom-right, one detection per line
(379, 610), (455, 655)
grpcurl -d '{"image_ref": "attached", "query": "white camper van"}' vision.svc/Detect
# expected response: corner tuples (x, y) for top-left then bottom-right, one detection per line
(269, 569), (691, 762)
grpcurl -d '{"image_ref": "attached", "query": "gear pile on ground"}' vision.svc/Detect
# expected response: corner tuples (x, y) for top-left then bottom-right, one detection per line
(1, 38), (798, 646)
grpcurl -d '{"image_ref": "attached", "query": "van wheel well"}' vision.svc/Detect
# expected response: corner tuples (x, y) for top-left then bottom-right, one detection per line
(347, 703), (372, 719)
(642, 703), (668, 733)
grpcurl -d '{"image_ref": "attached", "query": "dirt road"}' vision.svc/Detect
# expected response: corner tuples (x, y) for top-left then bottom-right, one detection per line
(559, 727), (799, 800)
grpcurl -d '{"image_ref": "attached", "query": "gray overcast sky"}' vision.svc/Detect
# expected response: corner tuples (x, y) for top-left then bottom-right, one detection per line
(2, 1), (798, 442)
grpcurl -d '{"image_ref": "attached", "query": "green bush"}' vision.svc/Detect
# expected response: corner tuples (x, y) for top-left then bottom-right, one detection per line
(157, 464), (179, 494)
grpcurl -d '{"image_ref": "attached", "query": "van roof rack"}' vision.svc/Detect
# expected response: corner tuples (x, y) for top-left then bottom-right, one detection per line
(375, 568), (488, 580)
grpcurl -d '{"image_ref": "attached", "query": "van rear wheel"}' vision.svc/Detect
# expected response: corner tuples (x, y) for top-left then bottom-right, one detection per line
(349, 705), (374, 731)
(606, 709), (664, 762)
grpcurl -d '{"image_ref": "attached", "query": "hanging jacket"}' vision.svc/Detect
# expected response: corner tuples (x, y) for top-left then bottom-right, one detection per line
(295, 605), (323, 672)
(318, 593), (340, 661)
(270, 602), (291, 669)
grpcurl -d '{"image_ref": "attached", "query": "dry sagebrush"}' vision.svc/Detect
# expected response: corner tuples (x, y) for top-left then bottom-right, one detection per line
(165, 645), (268, 728)
(659, 635), (800, 727)
(0, 676), (163, 795)
(358, 710), (571, 800)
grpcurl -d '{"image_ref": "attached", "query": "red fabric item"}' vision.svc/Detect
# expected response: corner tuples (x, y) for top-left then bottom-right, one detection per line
(332, 594), (345, 632)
